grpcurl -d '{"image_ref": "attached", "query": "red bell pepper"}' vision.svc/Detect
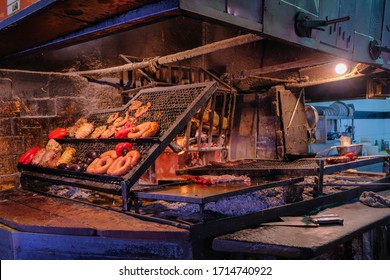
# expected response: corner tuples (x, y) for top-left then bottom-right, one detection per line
(48, 128), (67, 139)
(115, 127), (132, 138)
(115, 122), (136, 138)
(344, 152), (357, 161)
(124, 120), (136, 129)
(115, 142), (133, 156)
(18, 147), (41, 165)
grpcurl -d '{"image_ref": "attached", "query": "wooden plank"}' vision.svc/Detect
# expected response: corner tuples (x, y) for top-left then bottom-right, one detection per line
(0, 199), (96, 236)
(0, 188), (189, 241)
(256, 91), (279, 159)
(278, 88), (308, 155)
(230, 94), (257, 159)
(213, 191), (390, 259)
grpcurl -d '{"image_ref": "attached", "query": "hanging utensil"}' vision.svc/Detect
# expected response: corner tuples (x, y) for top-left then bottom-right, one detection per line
(305, 104), (319, 145)
(314, 145), (337, 156)
(305, 105), (319, 130)
(286, 89), (304, 131)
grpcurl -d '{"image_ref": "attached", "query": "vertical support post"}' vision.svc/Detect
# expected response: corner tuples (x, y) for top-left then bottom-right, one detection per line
(199, 204), (205, 223)
(133, 197), (142, 214)
(314, 159), (324, 197)
(121, 181), (129, 211)
(344, 240), (353, 259)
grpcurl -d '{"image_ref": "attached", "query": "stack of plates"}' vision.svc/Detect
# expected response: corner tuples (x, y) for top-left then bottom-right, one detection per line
(329, 101), (349, 116)
(314, 102), (354, 117)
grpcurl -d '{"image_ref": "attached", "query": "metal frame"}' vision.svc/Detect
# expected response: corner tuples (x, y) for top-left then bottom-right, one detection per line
(120, 58), (237, 156)
(19, 82), (218, 211)
(133, 176), (304, 222)
(177, 156), (386, 199)
(189, 176), (390, 258)
(20, 157), (390, 259)
(177, 157), (385, 176)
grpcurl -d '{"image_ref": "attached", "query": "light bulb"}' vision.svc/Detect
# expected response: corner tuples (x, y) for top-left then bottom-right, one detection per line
(335, 63), (348, 75)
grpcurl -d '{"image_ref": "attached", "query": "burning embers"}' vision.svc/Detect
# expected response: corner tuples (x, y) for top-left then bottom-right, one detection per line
(38, 173), (379, 224)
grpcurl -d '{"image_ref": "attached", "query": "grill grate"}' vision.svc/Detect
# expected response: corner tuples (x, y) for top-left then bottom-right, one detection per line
(177, 159), (320, 177)
(20, 82), (218, 207)
(210, 160), (318, 170)
(59, 141), (155, 161)
(87, 85), (211, 136)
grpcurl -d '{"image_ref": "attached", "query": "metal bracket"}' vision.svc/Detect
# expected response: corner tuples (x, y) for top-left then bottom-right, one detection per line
(121, 181), (131, 211)
(369, 39), (390, 60)
(132, 197), (142, 214)
(313, 159), (324, 197)
(295, 12), (350, 38)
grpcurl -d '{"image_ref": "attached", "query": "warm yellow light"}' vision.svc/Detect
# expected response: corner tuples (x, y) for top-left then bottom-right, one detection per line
(335, 63), (348, 75)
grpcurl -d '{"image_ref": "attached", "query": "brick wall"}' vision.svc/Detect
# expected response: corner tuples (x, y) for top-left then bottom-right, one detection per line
(0, 70), (122, 188)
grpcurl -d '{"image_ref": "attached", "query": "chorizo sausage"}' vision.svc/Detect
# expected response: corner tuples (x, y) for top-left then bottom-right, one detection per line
(86, 157), (114, 174)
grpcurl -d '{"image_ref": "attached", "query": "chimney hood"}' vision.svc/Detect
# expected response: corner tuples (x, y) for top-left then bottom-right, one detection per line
(0, 0), (389, 76)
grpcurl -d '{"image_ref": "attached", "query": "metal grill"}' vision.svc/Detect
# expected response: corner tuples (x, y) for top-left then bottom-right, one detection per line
(177, 157), (388, 178)
(88, 85), (211, 136)
(20, 82), (218, 209)
(177, 159), (320, 177)
(58, 141), (155, 159)
(212, 160), (318, 170)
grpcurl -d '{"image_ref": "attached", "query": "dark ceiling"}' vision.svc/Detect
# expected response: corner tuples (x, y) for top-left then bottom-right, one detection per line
(0, 0), (161, 59)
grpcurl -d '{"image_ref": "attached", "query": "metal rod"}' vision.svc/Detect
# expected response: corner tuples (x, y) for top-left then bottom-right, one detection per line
(325, 16), (350, 25)
(314, 160), (325, 197)
(0, 34), (262, 76)
(199, 204), (205, 223)
(207, 93), (217, 149)
(158, 34), (263, 65)
(121, 181), (129, 211)
(324, 183), (390, 187)
(75, 60), (155, 77)
(120, 54), (154, 83)
(286, 88), (304, 130)
(75, 34), (264, 76)
(285, 68), (384, 88)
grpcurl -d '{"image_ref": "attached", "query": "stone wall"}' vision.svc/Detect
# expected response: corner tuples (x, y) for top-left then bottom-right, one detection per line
(0, 70), (122, 188)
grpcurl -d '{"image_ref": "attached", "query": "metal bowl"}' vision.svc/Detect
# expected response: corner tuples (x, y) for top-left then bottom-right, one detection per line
(335, 144), (363, 156)
(305, 105), (319, 129)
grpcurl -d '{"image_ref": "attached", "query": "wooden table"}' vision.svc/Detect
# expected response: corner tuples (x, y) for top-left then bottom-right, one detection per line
(0, 188), (191, 259)
(213, 190), (390, 259)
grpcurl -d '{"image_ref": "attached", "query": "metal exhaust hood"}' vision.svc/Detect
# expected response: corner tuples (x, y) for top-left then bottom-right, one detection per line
(0, 0), (389, 72)
(0, 0), (262, 59)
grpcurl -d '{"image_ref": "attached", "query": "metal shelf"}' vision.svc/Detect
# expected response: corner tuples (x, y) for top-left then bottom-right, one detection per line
(315, 115), (355, 144)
